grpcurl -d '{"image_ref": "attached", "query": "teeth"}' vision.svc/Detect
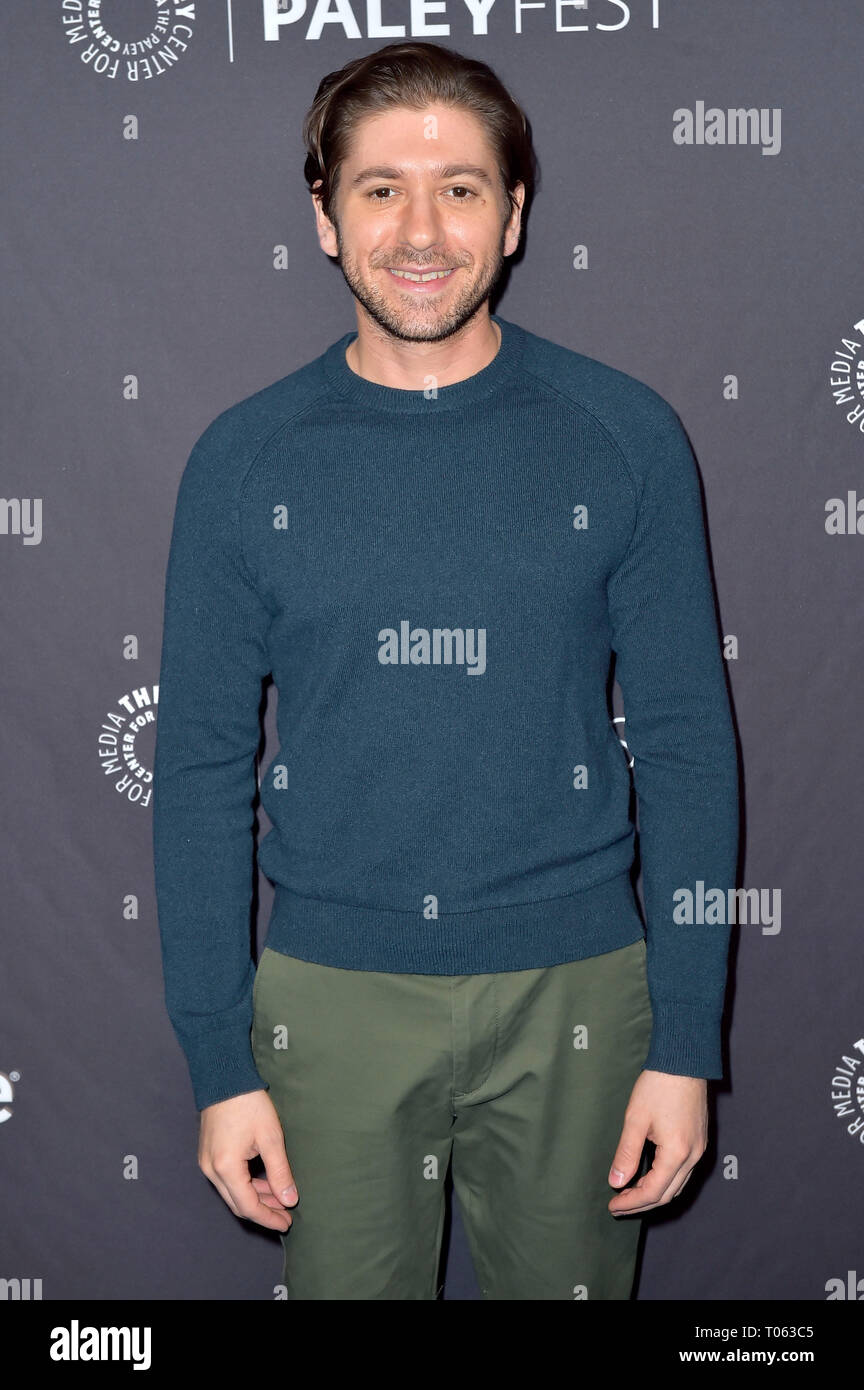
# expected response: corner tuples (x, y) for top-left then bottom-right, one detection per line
(390, 268), (454, 282)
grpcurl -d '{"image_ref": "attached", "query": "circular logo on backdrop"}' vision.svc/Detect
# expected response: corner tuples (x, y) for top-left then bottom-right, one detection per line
(828, 318), (864, 435)
(97, 683), (158, 806)
(0, 1071), (18, 1124)
(60, 1), (196, 83)
(612, 714), (634, 769)
(829, 1038), (864, 1146)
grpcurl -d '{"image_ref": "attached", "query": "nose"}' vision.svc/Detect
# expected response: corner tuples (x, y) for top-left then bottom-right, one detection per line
(394, 187), (447, 250)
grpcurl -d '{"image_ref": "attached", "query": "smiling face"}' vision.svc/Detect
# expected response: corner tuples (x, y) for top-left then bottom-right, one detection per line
(311, 103), (524, 343)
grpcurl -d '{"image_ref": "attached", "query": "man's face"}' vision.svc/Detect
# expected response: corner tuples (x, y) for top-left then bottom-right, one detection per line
(312, 103), (524, 343)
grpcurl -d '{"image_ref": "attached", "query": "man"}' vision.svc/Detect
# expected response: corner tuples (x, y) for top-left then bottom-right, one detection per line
(153, 41), (739, 1301)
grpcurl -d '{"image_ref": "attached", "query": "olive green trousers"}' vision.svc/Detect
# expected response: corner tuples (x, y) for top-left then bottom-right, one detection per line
(251, 934), (653, 1300)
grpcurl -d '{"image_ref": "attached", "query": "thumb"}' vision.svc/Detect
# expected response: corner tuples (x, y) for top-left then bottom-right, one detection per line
(608, 1117), (647, 1188)
(259, 1132), (299, 1207)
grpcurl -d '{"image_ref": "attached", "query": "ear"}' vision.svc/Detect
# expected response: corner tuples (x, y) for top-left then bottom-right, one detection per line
(311, 179), (339, 257)
(504, 181), (525, 258)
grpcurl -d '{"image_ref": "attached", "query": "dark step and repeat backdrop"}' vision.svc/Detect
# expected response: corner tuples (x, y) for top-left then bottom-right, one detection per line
(2, 2), (862, 1304)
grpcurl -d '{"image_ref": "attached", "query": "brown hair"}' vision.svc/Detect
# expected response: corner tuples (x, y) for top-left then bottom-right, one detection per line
(302, 41), (538, 233)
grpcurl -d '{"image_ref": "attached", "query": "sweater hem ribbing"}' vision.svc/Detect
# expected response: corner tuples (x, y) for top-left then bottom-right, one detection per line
(263, 867), (645, 974)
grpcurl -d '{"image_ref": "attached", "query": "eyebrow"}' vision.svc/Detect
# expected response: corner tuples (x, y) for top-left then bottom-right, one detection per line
(348, 163), (496, 190)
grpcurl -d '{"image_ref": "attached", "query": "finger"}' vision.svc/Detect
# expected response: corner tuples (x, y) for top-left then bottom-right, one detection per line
(644, 1145), (703, 1206)
(205, 1170), (242, 1219)
(666, 1167), (695, 1201)
(213, 1157), (293, 1231)
(608, 1120), (649, 1188)
(258, 1132), (299, 1209)
(608, 1145), (692, 1214)
(612, 1155), (691, 1212)
(250, 1177), (292, 1211)
(630, 1159), (696, 1211)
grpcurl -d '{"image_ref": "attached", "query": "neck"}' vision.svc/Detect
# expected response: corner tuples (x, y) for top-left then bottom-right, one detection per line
(345, 310), (502, 391)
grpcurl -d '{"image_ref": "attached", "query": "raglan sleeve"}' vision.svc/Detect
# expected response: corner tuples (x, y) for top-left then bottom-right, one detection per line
(152, 422), (273, 1110)
(606, 399), (739, 1079)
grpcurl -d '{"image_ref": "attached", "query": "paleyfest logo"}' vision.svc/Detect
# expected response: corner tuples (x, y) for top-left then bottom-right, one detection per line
(60, 1), (196, 82)
(98, 685), (158, 806)
(828, 319), (864, 436)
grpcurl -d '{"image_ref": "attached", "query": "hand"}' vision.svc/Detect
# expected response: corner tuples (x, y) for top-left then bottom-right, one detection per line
(198, 1088), (299, 1231)
(607, 1069), (708, 1215)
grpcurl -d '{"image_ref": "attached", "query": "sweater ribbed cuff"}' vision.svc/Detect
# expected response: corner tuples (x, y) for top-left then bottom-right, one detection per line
(643, 998), (725, 1080)
(178, 1024), (270, 1112)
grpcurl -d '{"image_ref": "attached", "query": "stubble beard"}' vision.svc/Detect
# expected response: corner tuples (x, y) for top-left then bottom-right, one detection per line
(331, 214), (509, 345)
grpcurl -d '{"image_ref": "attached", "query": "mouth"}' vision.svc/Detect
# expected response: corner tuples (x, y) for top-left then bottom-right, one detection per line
(386, 267), (457, 291)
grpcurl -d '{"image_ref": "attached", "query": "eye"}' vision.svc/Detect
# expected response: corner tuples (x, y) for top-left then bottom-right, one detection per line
(366, 185), (477, 202)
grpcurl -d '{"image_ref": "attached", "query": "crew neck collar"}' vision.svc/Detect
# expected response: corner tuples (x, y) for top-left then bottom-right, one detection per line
(321, 313), (524, 414)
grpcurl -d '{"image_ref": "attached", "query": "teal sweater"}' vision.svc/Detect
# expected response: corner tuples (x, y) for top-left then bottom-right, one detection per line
(153, 314), (739, 1111)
